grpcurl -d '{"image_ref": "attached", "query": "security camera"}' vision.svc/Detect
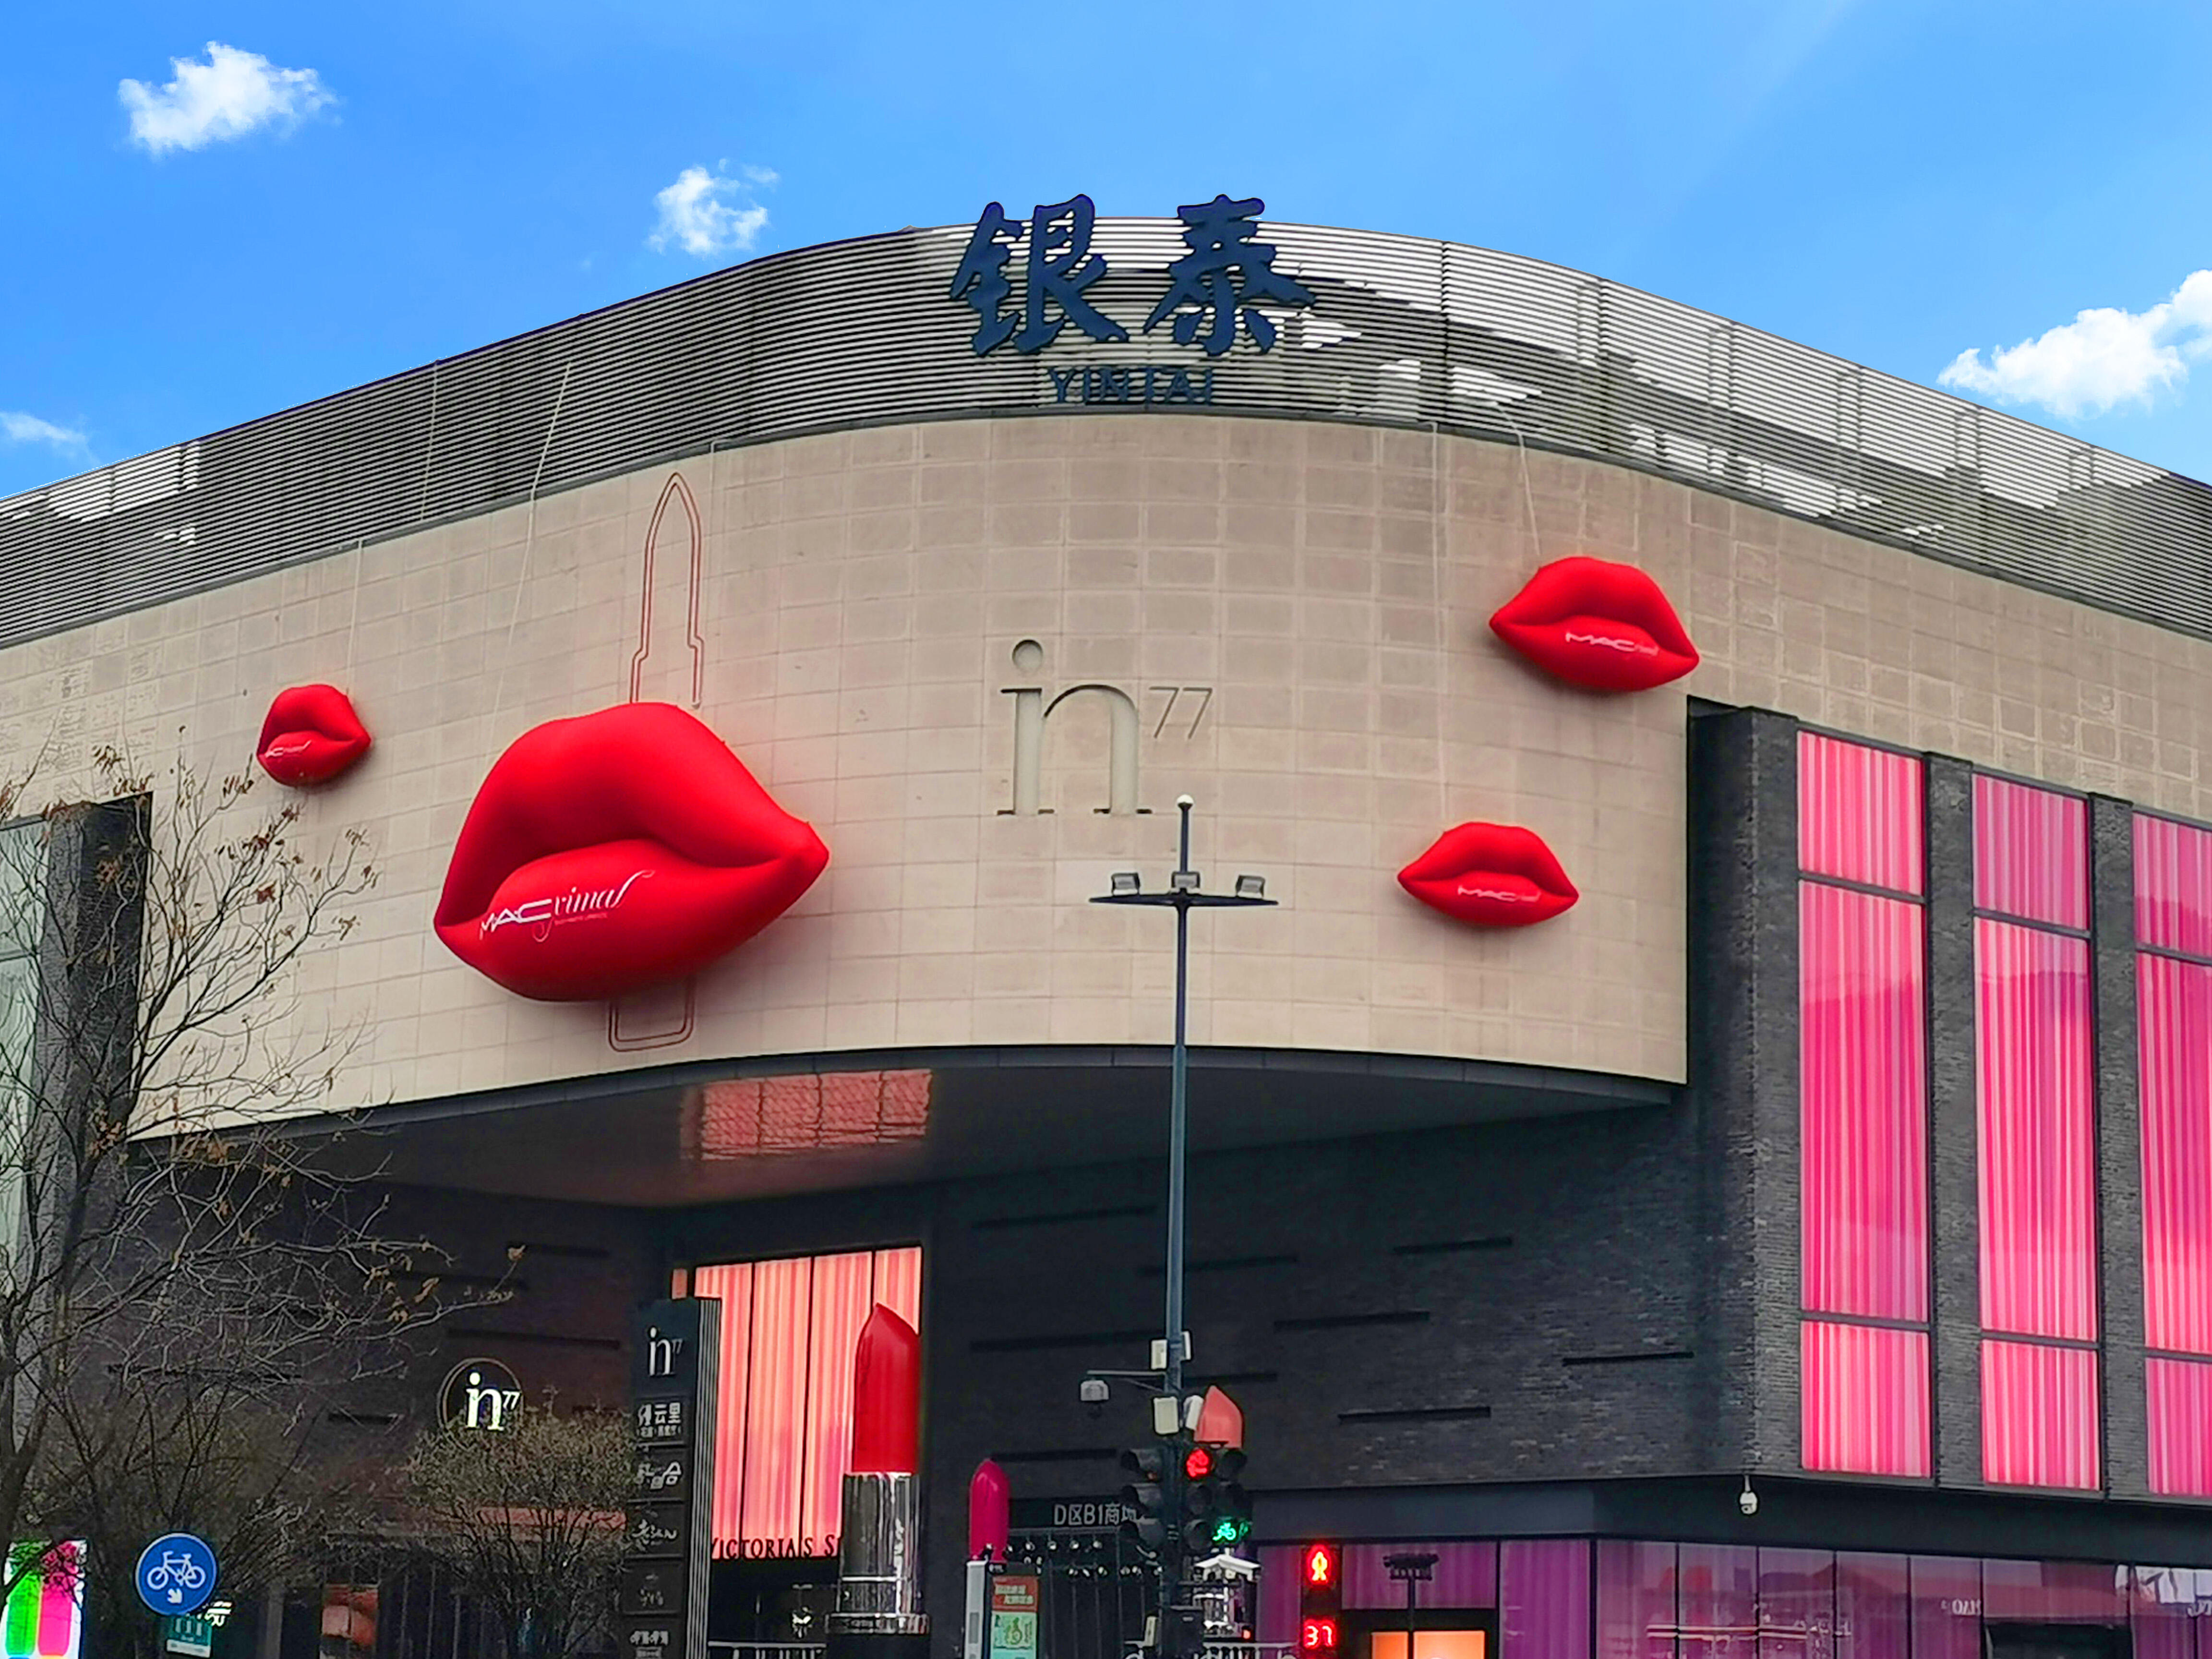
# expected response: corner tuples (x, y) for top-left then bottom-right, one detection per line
(1080, 1377), (1109, 1416)
(1738, 1478), (1759, 1517)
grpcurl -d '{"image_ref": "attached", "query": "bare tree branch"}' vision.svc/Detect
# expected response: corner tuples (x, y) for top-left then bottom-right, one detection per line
(0, 747), (507, 1653)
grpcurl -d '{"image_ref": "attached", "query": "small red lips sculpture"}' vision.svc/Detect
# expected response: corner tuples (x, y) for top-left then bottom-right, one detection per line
(434, 702), (829, 1001)
(1489, 555), (1699, 693)
(1399, 823), (1579, 928)
(256, 685), (372, 786)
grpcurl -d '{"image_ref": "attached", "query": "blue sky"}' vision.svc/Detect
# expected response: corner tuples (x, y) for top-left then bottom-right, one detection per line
(7, 0), (2212, 497)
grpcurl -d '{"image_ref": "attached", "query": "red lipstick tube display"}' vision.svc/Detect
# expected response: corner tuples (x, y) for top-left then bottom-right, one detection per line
(829, 1306), (927, 1659)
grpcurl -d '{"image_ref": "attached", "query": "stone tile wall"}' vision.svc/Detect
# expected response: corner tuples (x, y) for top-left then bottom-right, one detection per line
(7, 415), (2204, 1109)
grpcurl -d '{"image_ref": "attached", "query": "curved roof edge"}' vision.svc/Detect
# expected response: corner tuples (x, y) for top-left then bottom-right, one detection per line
(3, 218), (2208, 651)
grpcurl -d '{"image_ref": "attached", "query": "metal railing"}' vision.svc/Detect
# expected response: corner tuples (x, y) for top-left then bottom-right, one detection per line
(6, 217), (2212, 653)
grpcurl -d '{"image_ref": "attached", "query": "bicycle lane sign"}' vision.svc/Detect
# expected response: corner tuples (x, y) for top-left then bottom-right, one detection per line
(135, 1533), (217, 1617)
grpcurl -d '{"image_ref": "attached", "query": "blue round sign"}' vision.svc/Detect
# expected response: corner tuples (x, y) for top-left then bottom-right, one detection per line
(134, 1533), (216, 1616)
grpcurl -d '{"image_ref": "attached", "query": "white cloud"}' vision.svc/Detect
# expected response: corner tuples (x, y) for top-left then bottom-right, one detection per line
(1940, 272), (2212, 418)
(119, 42), (334, 156)
(0, 413), (87, 452)
(648, 164), (772, 258)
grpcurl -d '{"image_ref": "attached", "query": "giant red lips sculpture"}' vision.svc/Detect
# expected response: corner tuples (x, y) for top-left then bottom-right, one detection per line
(256, 685), (372, 786)
(1489, 555), (1699, 692)
(1399, 822), (1579, 927)
(433, 702), (828, 1001)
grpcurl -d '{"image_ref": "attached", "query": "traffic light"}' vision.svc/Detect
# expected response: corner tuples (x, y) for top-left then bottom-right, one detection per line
(1299, 1542), (1342, 1658)
(1118, 1444), (1175, 1555)
(1182, 1443), (1250, 1551)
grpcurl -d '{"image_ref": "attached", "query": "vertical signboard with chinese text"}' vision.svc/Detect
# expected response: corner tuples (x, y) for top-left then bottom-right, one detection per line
(624, 1299), (721, 1659)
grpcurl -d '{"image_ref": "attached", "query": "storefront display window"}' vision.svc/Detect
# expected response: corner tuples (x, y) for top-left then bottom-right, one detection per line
(1597, 1541), (1680, 1659)
(1280, 1547), (2203, 1659)
(687, 1245), (921, 1561)
(1832, 1553), (1908, 1659)
(1502, 1542), (1588, 1659)
(1757, 1547), (1835, 1659)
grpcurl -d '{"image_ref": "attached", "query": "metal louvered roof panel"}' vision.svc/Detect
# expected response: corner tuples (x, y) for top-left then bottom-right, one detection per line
(7, 218), (2212, 650)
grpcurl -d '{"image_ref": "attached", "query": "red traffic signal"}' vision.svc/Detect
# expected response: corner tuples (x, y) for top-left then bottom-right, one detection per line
(1300, 1542), (1343, 1654)
(1184, 1446), (1214, 1481)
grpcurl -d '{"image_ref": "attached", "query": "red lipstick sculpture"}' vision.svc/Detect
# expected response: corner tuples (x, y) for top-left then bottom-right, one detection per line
(256, 685), (372, 786)
(968, 1458), (1010, 1561)
(1489, 555), (1699, 692)
(830, 1306), (926, 1659)
(433, 702), (828, 1001)
(1399, 823), (1580, 927)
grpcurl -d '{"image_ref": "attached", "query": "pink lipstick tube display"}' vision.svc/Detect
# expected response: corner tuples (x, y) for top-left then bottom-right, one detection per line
(830, 1306), (928, 1659)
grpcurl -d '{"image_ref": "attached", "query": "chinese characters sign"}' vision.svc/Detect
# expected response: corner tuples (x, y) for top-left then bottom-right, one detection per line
(622, 1299), (722, 1659)
(950, 193), (1315, 360)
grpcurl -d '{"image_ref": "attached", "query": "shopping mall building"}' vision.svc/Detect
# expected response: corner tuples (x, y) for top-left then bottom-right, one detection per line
(5, 198), (2212, 1659)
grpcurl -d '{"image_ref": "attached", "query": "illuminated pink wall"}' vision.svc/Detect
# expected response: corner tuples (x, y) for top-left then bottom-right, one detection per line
(1980, 1339), (2099, 1489)
(1800, 1322), (1930, 1479)
(1801, 884), (1928, 1323)
(1974, 776), (2088, 930)
(1973, 920), (2096, 1342)
(2137, 950), (2212, 1357)
(1798, 733), (1930, 1477)
(2147, 1356), (2212, 1498)
(1972, 777), (2096, 1490)
(2134, 811), (2212, 1496)
(1800, 734), (1925, 894)
(690, 1245), (923, 1557)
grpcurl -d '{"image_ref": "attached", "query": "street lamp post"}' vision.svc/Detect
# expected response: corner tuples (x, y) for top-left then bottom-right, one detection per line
(1093, 793), (1274, 1652)
(1383, 1552), (1438, 1659)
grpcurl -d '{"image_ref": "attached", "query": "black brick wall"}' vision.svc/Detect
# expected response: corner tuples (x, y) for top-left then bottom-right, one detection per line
(2092, 793), (2148, 1497)
(1925, 756), (1980, 1485)
(666, 1096), (1714, 1647)
(1685, 705), (1799, 1479)
(320, 1185), (655, 1442)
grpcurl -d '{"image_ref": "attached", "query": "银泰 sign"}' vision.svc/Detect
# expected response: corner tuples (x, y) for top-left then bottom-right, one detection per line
(950, 193), (1315, 361)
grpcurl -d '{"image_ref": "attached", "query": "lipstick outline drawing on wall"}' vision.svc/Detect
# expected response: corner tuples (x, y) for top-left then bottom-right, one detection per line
(611, 471), (709, 1051)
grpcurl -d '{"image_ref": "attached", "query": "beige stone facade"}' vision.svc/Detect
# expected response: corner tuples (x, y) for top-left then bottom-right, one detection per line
(3, 413), (2204, 1111)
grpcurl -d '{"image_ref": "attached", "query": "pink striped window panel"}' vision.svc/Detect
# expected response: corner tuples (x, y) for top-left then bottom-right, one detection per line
(1973, 776), (2089, 930)
(1801, 884), (1929, 1322)
(2135, 813), (2212, 956)
(1801, 1321), (1931, 1478)
(1975, 919), (2097, 1341)
(2137, 951), (2212, 1356)
(1800, 733), (1925, 895)
(1342, 1543), (1496, 1608)
(1980, 1339), (2100, 1490)
(2146, 1356), (2212, 1496)
(1500, 1540), (1590, 1659)
(691, 1245), (924, 1559)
